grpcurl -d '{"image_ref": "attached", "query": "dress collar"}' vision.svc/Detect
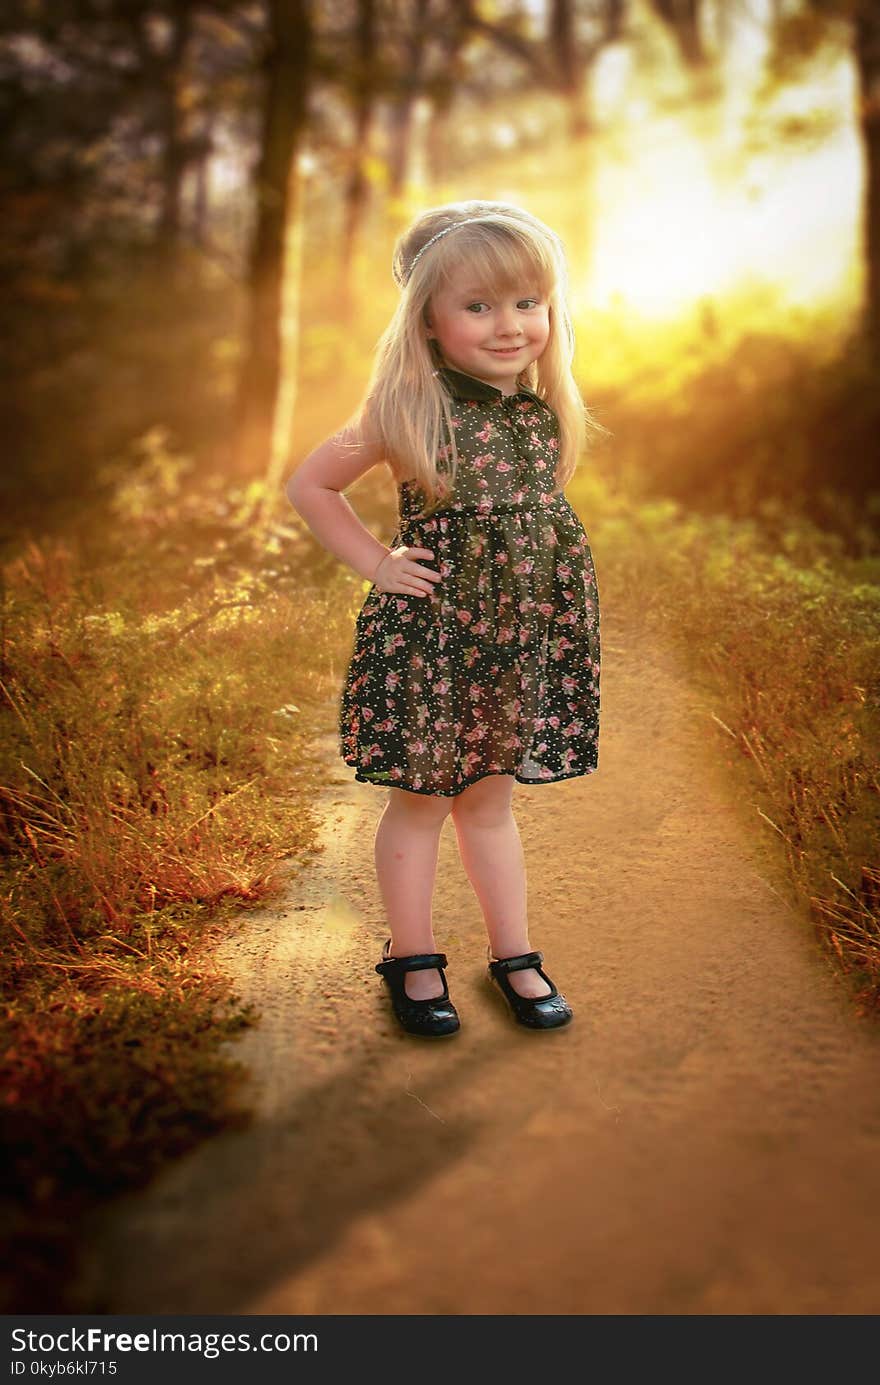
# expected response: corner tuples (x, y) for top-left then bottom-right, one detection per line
(436, 365), (553, 411)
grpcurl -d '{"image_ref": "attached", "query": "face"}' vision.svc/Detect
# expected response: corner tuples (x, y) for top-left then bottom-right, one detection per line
(424, 268), (551, 396)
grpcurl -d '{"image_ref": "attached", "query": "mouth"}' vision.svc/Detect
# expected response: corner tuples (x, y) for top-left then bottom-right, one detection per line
(487, 346), (525, 355)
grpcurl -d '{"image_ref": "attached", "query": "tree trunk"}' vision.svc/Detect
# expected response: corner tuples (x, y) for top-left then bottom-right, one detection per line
(549, 0), (593, 139)
(259, 159), (306, 526)
(191, 123), (214, 248)
(156, 0), (193, 248)
(650, 0), (706, 67)
(386, 0), (430, 201)
(605, 0), (625, 43)
(340, 0), (377, 303)
(854, 0), (880, 353)
(231, 0), (312, 481)
(386, 90), (417, 200)
(425, 92), (454, 187)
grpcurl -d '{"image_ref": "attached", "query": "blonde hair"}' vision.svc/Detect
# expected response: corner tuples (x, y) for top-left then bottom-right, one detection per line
(343, 200), (607, 518)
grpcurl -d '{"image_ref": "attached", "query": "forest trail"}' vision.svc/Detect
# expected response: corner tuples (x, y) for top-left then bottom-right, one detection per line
(73, 618), (880, 1314)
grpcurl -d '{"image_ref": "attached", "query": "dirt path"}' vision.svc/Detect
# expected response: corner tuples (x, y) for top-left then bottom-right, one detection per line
(73, 624), (880, 1314)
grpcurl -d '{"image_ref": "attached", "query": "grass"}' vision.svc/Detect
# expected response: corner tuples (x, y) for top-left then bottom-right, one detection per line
(568, 471), (880, 1011)
(0, 454), (363, 1310)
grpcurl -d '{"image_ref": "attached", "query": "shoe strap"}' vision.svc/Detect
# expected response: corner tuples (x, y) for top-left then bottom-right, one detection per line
(490, 950), (544, 975)
(376, 951), (448, 977)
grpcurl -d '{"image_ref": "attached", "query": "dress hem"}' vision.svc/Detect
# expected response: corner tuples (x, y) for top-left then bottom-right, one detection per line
(342, 760), (598, 798)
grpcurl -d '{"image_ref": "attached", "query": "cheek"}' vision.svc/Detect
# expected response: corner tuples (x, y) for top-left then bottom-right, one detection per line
(453, 316), (483, 342)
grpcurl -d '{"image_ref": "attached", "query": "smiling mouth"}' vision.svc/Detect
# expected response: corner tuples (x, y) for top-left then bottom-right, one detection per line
(488, 346), (525, 353)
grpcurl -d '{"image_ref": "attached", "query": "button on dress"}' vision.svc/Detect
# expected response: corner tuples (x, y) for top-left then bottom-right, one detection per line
(338, 365), (600, 796)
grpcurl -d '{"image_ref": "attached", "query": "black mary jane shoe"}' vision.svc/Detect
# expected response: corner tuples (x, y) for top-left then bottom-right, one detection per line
(487, 947), (573, 1030)
(375, 940), (461, 1037)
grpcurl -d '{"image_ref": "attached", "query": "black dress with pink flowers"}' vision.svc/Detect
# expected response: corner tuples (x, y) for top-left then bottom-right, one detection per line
(338, 365), (600, 797)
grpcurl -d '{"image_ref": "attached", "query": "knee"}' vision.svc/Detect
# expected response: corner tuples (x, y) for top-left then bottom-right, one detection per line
(451, 775), (514, 828)
(387, 787), (455, 827)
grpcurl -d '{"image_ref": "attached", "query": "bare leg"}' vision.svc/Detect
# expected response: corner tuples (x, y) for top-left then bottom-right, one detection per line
(450, 775), (552, 998)
(374, 787), (454, 999)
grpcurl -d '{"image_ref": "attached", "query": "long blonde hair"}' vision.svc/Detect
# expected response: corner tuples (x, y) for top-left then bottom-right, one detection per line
(344, 200), (607, 518)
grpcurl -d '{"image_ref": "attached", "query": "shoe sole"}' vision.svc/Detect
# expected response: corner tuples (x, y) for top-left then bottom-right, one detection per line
(396, 1025), (461, 1038)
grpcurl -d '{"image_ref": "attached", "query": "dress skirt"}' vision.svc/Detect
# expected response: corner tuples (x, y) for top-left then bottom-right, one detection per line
(338, 492), (600, 797)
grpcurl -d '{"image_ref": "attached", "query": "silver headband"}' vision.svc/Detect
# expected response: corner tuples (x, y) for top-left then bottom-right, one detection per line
(399, 221), (468, 286)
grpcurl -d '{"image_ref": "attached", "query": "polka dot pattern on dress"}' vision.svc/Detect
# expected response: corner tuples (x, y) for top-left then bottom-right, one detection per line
(338, 364), (600, 797)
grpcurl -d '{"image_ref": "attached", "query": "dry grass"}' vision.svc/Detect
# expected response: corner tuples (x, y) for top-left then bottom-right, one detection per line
(0, 455), (361, 1309)
(569, 474), (880, 1013)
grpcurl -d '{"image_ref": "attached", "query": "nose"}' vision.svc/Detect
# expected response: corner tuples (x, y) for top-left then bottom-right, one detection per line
(495, 305), (523, 337)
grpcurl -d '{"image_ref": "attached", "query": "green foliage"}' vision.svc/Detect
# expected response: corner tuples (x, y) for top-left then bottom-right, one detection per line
(578, 305), (880, 541)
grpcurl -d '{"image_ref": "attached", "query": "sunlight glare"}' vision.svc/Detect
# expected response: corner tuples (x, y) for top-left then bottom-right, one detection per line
(587, 127), (728, 314)
(584, 106), (860, 317)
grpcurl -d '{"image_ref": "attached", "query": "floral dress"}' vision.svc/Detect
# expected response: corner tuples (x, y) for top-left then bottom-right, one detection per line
(338, 365), (600, 797)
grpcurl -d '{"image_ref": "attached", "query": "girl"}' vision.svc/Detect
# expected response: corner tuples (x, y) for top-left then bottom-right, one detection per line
(286, 201), (602, 1039)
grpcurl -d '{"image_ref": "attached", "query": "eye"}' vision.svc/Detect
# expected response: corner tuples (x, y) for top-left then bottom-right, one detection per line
(464, 297), (542, 313)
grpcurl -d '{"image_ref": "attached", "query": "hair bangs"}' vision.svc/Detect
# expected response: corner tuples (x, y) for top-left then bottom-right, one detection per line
(431, 222), (557, 299)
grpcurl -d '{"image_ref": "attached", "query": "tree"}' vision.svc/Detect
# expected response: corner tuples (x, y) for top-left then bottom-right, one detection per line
(764, 0), (880, 351)
(649, 0), (707, 67)
(853, 0), (880, 351)
(230, 0), (312, 480)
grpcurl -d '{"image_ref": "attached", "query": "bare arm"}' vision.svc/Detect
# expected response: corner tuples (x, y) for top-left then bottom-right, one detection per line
(285, 424), (393, 582)
(285, 423), (441, 599)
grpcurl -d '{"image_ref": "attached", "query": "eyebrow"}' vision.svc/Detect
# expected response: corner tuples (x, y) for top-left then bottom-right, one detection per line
(456, 286), (541, 297)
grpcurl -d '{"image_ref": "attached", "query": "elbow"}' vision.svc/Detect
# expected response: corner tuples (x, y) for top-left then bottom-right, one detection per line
(285, 473), (303, 509)
(287, 477), (341, 510)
